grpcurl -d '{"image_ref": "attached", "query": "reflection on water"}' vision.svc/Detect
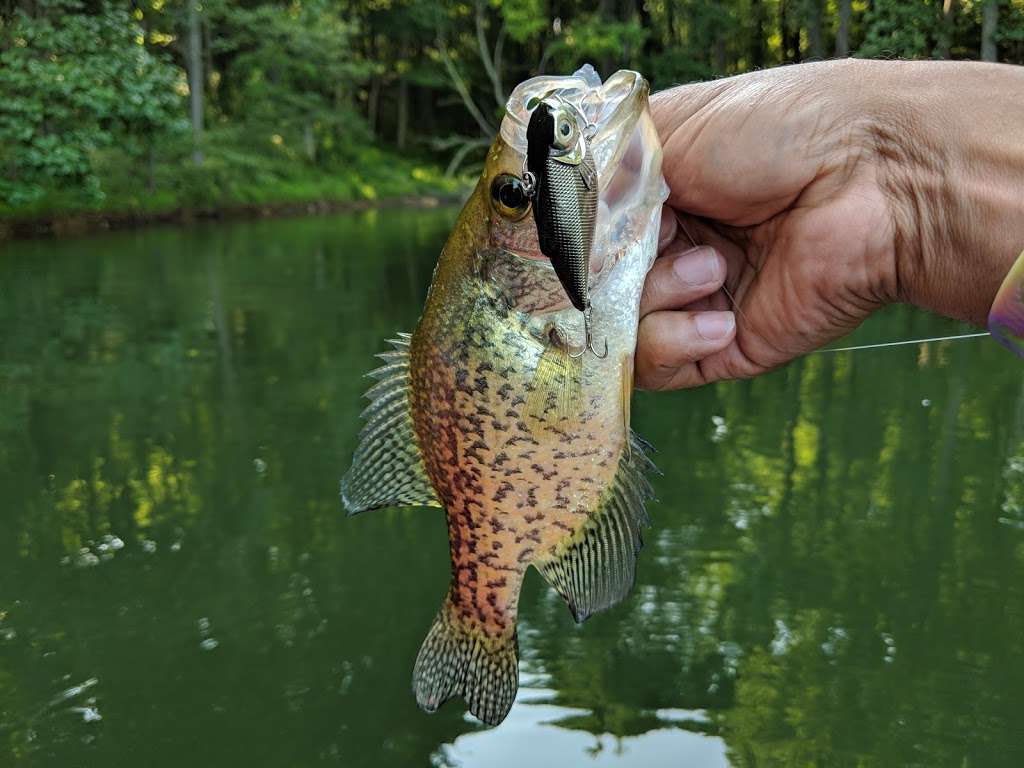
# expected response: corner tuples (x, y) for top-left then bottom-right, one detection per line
(438, 673), (727, 768)
(1, 209), (1023, 767)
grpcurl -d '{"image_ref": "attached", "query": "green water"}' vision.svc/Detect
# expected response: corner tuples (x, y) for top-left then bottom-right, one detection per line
(1, 208), (1023, 768)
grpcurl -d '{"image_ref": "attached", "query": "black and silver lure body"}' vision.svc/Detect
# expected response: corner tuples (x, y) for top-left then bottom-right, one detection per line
(525, 98), (604, 357)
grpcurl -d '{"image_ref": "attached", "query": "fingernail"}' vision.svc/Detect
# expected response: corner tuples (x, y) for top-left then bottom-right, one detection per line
(672, 246), (721, 286)
(695, 311), (735, 341)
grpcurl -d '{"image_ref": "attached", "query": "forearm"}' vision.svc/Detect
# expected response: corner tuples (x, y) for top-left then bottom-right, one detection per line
(872, 61), (1024, 324)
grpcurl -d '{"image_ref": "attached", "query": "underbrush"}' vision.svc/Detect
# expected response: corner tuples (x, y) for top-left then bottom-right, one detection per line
(0, 132), (469, 221)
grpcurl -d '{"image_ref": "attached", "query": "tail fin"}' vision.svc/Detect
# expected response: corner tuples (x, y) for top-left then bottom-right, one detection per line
(412, 594), (519, 726)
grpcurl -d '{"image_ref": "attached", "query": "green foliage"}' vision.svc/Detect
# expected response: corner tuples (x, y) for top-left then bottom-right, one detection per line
(0, 0), (184, 206)
(208, 0), (372, 162)
(857, 0), (943, 58)
(501, 0), (549, 43)
(547, 13), (648, 72)
(1, 0), (1021, 219)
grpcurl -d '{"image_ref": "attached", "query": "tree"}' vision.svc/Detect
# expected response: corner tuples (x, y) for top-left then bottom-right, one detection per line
(982, 0), (1000, 61)
(186, 1), (204, 164)
(206, 0), (370, 166)
(0, 0), (183, 206)
(836, 0), (852, 56)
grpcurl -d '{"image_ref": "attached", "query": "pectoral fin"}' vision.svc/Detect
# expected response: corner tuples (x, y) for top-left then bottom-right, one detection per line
(525, 339), (583, 423)
(534, 431), (657, 622)
(340, 333), (441, 514)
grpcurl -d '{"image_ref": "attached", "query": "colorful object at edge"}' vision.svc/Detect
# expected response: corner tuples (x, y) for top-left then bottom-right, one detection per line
(989, 250), (1024, 358)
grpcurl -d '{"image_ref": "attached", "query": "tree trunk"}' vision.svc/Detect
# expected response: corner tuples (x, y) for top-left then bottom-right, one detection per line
(303, 123), (316, 164)
(981, 0), (999, 62)
(186, 2), (204, 165)
(396, 79), (409, 150)
(807, 0), (825, 59)
(202, 11), (214, 95)
(367, 76), (381, 135)
(936, 0), (958, 59)
(780, 0), (801, 62)
(751, 0), (767, 68)
(395, 42), (410, 151)
(714, 30), (727, 74)
(835, 0), (852, 57)
(598, 0), (615, 78)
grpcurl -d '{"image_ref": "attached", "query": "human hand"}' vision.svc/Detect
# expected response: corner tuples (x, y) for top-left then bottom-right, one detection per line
(636, 59), (1024, 390)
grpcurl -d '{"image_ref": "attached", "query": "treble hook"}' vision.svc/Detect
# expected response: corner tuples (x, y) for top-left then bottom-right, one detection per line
(569, 306), (608, 359)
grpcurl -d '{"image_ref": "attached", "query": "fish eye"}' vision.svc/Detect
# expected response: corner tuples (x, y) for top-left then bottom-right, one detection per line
(490, 174), (530, 221)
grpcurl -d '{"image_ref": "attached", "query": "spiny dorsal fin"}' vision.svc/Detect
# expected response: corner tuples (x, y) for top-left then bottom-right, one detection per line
(534, 431), (657, 622)
(340, 333), (441, 514)
(413, 591), (519, 726)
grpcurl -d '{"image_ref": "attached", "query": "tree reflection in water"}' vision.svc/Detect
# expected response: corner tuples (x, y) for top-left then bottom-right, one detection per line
(1, 210), (1021, 767)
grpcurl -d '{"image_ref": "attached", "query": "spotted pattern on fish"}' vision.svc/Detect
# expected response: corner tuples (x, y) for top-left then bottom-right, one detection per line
(410, 233), (622, 645)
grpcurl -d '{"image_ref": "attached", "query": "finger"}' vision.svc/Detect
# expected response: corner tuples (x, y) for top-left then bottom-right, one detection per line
(640, 244), (727, 317)
(651, 75), (819, 228)
(673, 213), (756, 292)
(635, 309), (736, 391)
(658, 205), (677, 253)
(685, 289), (731, 314)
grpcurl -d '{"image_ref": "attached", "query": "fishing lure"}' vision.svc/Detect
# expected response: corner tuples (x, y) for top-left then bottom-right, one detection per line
(524, 95), (605, 358)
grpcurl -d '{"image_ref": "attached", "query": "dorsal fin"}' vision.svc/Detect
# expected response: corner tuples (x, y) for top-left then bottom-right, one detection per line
(534, 431), (657, 622)
(340, 333), (441, 514)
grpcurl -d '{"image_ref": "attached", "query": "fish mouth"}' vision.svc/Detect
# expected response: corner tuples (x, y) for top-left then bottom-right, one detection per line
(494, 66), (663, 310)
(501, 65), (648, 190)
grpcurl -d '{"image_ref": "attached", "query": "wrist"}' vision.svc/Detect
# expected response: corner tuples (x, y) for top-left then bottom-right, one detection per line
(870, 62), (1024, 324)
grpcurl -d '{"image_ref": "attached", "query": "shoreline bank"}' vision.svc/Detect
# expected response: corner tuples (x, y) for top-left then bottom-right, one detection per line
(0, 192), (467, 242)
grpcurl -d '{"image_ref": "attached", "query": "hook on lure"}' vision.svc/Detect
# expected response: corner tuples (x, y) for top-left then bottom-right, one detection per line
(568, 306), (608, 359)
(524, 94), (606, 359)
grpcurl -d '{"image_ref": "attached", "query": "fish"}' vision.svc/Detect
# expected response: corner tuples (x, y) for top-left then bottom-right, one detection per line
(341, 64), (668, 726)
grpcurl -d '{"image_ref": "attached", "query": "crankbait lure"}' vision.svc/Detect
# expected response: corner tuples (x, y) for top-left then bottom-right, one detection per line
(524, 95), (605, 358)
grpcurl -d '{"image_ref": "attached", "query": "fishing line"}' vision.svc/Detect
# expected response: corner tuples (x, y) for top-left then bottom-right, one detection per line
(669, 210), (990, 354)
(816, 332), (990, 354)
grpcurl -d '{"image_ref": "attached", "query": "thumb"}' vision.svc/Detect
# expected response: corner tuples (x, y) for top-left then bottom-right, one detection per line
(649, 73), (818, 228)
(648, 80), (750, 221)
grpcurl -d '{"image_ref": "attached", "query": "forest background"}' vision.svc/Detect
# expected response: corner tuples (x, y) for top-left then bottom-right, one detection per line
(1, 0), (1022, 224)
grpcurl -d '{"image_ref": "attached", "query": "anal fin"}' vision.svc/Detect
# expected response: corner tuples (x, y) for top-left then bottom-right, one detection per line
(340, 332), (441, 514)
(534, 431), (656, 622)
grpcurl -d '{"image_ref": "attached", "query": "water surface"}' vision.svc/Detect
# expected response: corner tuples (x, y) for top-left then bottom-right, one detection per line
(1, 208), (1023, 767)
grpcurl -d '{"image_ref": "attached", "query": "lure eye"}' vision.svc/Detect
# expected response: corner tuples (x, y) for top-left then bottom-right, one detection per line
(551, 109), (579, 151)
(490, 174), (530, 221)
